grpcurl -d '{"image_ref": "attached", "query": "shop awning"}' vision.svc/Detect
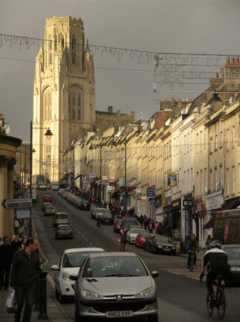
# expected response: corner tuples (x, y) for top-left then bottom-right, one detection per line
(221, 197), (240, 210)
(204, 215), (216, 229)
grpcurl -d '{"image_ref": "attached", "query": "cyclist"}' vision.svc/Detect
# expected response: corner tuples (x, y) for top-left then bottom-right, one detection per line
(199, 241), (229, 307)
(186, 234), (199, 268)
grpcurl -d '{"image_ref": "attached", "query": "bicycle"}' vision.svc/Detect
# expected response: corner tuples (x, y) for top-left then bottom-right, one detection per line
(200, 273), (226, 319)
(188, 251), (196, 272)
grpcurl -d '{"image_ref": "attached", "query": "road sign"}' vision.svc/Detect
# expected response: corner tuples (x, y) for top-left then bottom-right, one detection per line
(1, 198), (32, 209)
(15, 207), (31, 219)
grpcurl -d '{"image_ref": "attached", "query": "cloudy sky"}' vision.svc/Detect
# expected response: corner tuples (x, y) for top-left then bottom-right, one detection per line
(1, 0), (240, 141)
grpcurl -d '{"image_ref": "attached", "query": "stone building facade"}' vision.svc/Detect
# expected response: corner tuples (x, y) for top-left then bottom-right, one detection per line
(32, 16), (95, 182)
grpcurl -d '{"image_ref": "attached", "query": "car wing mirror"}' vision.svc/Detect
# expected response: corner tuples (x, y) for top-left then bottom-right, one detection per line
(70, 275), (78, 281)
(151, 271), (159, 278)
(51, 265), (59, 270)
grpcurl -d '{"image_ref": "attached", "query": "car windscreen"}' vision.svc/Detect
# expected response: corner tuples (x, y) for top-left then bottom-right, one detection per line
(95, 209), (108, 213)
(46, 207), (55, 210)
(225, 247), (240, 260)
(156, 238), (173, 244)
(56, 214), (68, 219)
(123, 220), (137, 226)
(132, 229), (144, 234)
(82, 256), (148, 277)
(63, 251), (103, 268)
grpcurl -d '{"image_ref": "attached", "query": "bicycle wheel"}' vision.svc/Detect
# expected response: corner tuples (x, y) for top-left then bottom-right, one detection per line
(217, 288), (226, 320)
(207, 293), (214, 317)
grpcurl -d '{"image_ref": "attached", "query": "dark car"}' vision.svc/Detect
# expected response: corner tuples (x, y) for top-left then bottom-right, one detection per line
(113, 219), (123, 233)
(100, 212), (113, 224)
(55, 224), (73, 239)
(144, 234), (158, 252)
(79, 200), (90, 210)
(222, 244), (240, 285)
(150, 236), (177, 255)
(121, 218), (139, 231)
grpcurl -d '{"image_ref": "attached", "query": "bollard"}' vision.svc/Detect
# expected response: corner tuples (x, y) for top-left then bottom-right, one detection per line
(34, 277), (40, 311)
(37, 271), (49, 320)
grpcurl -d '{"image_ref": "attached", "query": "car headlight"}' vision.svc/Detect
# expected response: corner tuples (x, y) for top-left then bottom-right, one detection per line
(230, 267), (240, 272)
(62, 272), (70, 281)
(158, 246), (162, 248)
(82, 289), (104, 299)
(135, 287), (155, 298)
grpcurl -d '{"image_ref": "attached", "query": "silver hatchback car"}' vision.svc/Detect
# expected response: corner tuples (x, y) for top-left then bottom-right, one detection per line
(70, 252), (159, 322)
(53, 212), (70, 228)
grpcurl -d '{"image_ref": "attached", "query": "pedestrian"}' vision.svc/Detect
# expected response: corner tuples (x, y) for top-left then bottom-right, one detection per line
(205, 235), (213, 250)
(11, 235), (22, 253)
(119, 229), (126, 252)
(14, 218), (20, 235)
(149, 220), (153, 233)
(155, 221), (159, 232)
(10, 237), (41, 322)
(147, 217), (150, 230)
(143, 215), (148, 230)
(0, 236), (15, 290)
(139, 215), (143, 228)
(97, 215), (101, 229)
(157, 222), (163, 235)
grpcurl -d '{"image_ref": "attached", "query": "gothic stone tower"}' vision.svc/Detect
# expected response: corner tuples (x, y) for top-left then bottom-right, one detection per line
(33, 16), (95, 182)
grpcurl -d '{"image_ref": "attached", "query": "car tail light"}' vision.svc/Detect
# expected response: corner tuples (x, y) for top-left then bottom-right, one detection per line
(56, 218), (59, 220)
(56, 231), (59, 233)
(70, 230), (72, 233)
(66, 218), (69, 220)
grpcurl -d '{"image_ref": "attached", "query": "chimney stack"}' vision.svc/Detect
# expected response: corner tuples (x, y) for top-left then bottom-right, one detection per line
(108, 106), (113, 114)
(231, 57), (235, 64)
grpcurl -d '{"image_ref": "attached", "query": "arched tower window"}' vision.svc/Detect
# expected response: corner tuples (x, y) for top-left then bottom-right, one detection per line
(72, 35), (76, 65)
(78, 93), (80, 106)
(48, 93), (52, 120)
(69, 86), (83, 121)
(72, 93), (75, 105)
(61, 37), (64, 49)
(43, 88), (52, 122)
(72, 35), (76, 50)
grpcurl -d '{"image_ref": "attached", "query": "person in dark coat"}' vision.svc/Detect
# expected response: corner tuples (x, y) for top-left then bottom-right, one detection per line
(157, 222), (163, 235)
(11, 235), (22, 253)
(0, 236), (15, 290)
(139, 215), (144, 228)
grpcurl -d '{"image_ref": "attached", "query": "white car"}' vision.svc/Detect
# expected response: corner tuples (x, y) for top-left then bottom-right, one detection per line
(51, 247), (105, 302)
(126, 227), (146, 244)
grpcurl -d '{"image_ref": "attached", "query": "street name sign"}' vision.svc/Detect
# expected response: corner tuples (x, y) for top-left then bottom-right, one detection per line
(2, 198), (32, 209)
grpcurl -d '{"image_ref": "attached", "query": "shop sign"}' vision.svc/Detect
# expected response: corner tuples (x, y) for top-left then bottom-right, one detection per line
(110, 177), (115, 183)
(172, 199), (181, 208)
(183, 200), (194, 207)
(168, 172), (177, 187)
(109, 182), (116, 186)
(136, 188), (141, 194)
(89, 173), (96, 178)
(137, 196), (142, 200)
(147, 186), (155, 197)
(174, 230), (181, 241)
(155, 198), (162, 207)
(102, 176), (108, 181)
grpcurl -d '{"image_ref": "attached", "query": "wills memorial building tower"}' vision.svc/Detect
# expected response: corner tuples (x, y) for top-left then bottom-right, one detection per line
(33, 16), (95, 182)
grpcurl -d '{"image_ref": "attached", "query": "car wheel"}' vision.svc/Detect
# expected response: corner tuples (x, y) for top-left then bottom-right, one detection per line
(148, 314), (158, 322)
(55, 287), (59, 300)
(172, 251), (176, 256)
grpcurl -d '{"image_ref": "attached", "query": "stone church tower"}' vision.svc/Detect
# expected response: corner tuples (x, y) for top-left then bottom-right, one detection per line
(33, 16), (95, 182)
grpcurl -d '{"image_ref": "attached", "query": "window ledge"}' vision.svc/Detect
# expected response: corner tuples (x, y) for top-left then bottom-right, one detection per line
(209, 152), (213, 155)
(232, 146), (235, 149)
(219, 146), (222, 149)
(225, 195), (229, 198)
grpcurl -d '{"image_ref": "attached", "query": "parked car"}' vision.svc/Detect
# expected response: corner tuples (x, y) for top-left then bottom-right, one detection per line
(43, 195), (52, 202)
(51, 183), (59, 191)
(79, 200), (91, 210)
(51, 247), (105, 303)
(42, 202), (52, 212)
(91, 208), (109, 220)
(135, 232), (152, 248)
(113, 219), (123, 233)
(55, 224), (73, 240)
(121, 217), (139, 231)
(99, 212), (114, 224)
(126, 227), (146, 244)
(44, 205), (57, 216)
(70, 252), (159, 322)
(150, 236), (177, 255)
(53, 212), (70, 228)
(144, 234), (159, 252)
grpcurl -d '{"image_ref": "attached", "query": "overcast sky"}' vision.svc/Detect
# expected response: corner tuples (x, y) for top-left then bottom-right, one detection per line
(1, 0), (240, 141)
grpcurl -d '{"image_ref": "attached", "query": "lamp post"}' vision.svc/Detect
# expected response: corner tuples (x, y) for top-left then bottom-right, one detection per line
(30, 122), (53, 236)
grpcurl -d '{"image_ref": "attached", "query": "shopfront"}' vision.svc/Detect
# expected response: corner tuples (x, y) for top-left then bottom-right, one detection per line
(155, 195), (163, 223)
(183, 193), (193, 240)
(171, 198), (181, 229)
(163, 196), (172, 226)
(147, 185), (155, 221)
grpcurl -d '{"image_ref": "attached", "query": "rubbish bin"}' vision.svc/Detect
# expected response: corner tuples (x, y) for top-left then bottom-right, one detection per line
(180, 241), (187, 254)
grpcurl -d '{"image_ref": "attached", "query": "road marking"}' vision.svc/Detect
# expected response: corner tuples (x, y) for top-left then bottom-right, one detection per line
(187, 276), (199, 280)
(167, 271), (181, 275)
(70, 224), (95, 247)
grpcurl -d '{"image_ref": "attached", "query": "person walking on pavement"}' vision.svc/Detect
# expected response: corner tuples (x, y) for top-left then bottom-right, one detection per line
(186, 234), (199, 268)
(97, 215), (101, 229)
(10, 237), (41, 322)
(139, 215), (144, 228)
(119, 229), (126, 252)
(157, 222), (163, 235)
(155, 222), (159, 233)
(143, 215), (148, 230)
(0, 236), (14, 290)
(14, 218), (20, 235)
(148, 220), (153, 233)
(205, 235), (213, 250)
(11, 235), (22, 253)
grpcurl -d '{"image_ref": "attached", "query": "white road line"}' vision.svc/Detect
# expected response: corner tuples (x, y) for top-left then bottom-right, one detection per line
(187, 276), (199, 280)
(167, 271), (181, 275)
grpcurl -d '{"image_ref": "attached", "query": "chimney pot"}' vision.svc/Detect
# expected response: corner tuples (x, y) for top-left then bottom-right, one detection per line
(236, 57), (239, 64)
(108, 106), (113, 114)
(216, 73), (219, 78)
(231, 57), (235, 64)
(226, 56), (230, 64)
(189, 99), (192, 102)
(164, 98), (167, 101)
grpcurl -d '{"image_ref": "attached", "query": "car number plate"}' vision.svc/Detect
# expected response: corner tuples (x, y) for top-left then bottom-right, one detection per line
(106, 311), (132, 318)
(61, 232), (67, 234)
(164, 248), (171, 251)
(105, 220), (109, 222)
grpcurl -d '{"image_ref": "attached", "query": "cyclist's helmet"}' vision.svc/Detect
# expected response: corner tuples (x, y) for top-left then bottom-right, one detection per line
(210, 240), (221, 249)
